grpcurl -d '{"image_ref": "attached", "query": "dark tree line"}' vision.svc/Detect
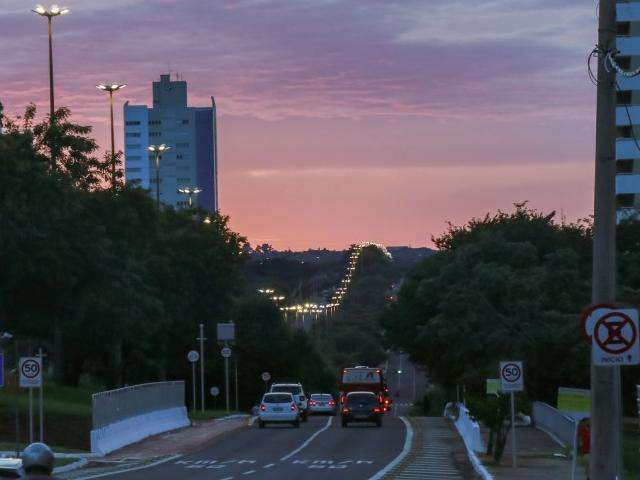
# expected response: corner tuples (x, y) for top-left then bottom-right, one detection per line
(380, 203), (640, 414)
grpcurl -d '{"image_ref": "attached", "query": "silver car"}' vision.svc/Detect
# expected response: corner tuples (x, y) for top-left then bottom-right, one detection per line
(308, 393), (337, 415)
(258, 392), (300, 428)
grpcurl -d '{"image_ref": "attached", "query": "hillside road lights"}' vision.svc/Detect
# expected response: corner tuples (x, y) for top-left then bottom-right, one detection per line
(177, 187), (202, 207)
(96, 83), (126, 190)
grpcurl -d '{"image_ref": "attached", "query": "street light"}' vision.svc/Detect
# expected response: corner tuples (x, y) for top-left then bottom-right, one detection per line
(31, 5), (69, 124)
(96, 83), (126, 191)
(148, 144), (170, 209)
(177, 187), (202, 208)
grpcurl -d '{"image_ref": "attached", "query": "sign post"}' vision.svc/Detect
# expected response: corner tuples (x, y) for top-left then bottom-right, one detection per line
(262, 372), (271, 393)
(210, 386), (220, 411)
(197, 324), (206, 413)
(0, 353), (4, 389)
(20, 357), (42, 444)
(37, 348), (46, 442)
(221, 347), (232, 412)
(590, 309), (640, 366)
(486, 378), (500, 396)
(558, 387), (591, 480)
(500, 361), (524, 469)
(187, 350), (200, 412)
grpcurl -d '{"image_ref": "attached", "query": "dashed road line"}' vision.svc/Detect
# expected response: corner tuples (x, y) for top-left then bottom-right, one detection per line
(263, 463), (275, 469)
(241, 470), (256, 475)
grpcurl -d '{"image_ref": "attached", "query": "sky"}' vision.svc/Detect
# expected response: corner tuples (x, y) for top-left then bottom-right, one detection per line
(0, 0), (598, 250)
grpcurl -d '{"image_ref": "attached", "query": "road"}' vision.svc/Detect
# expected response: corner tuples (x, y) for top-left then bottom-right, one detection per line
(108, 353), (424, 480)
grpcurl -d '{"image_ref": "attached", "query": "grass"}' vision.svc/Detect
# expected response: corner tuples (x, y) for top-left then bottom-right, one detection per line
(623, 422), (640, 480)
(0, 383), (93, 451)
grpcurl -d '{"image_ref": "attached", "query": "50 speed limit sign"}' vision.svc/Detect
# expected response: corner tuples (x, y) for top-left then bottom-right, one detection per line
(500, 361), (523, 392)
(19, 357), (42, 388)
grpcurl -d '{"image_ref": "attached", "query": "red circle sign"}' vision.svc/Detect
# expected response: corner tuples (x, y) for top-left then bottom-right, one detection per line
(501, 363), (521, 383)
(21, 359), (40, 379)
(593, 312), (637, 355)
(580, 303), (616, 342)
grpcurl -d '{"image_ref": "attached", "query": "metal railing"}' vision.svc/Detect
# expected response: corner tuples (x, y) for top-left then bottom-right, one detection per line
(92, 381), (185, 429)
(532, 401), (576, 447)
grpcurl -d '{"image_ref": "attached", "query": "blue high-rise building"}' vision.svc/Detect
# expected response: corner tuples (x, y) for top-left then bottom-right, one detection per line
(123, 74), (219, 212)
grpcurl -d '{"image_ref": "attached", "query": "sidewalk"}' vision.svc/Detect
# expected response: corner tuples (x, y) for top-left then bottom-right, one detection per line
(478, 425), (587, 480)
(61, 415), (252, 479)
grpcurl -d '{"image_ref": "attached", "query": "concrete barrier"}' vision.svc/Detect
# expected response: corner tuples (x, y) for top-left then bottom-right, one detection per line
(447, 403), (485, 454)
(90, 382), (189, 455)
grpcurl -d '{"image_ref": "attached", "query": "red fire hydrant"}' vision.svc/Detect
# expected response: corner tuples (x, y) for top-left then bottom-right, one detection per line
(577, 419), (590, 455)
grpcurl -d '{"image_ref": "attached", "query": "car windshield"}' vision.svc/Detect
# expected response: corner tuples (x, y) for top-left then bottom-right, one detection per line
(263, 393), (292, 403)
(347, 394), (377, 406)
(272, 385), (302, 395)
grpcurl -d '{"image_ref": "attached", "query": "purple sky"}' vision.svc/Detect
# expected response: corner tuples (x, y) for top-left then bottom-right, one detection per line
(0, 0), (597, 249)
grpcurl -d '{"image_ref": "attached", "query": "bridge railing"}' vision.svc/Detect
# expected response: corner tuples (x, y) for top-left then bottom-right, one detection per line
(91, 381), (189, 455)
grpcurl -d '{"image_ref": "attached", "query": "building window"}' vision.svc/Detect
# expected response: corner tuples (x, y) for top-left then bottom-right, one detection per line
(181, 119), (189, 125)
(176, 154), (183, 159)
(126, 132), (141, 138)
(149, 120), (162, 125)
(617, 194), (635, 208)
(127, 155), (142, 161)
(617, 159), (634, 174)
(617, 125), (633, 139)
(125, 120), (141, 126)
(176, 142), (189, 148)
(617, 22), (631, 36)
(126, 167), (142, 173)
(149, 132), (162, 137)
(126, 144), (140, 149)
(177, 177), (191, 182)
(617, 90), (632, 105)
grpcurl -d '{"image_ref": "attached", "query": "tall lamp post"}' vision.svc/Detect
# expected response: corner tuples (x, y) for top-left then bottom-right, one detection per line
(96, 83), (126, 190)
(31, 4), (69, 124)
(177, 187), (202, 208)
(148, 144), (170, 209)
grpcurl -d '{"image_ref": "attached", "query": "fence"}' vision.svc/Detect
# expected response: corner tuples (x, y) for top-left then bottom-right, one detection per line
(91, 381), (189, 455)
(531, 401), (576, 447)
(92, 381), (185, 429)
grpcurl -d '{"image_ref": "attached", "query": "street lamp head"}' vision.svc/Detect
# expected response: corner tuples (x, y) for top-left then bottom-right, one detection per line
(32, 4), (69, 17)
(96, 83), (126, 93)
(148, 144), (170, 153)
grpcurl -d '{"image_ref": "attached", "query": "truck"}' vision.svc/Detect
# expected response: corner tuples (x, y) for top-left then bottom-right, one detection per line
(338, 366), (392, 411)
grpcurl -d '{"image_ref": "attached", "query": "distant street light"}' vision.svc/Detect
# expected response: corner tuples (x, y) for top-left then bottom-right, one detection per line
(31, 4), (69, 125)
(177, 186), (202, 208)
(148, 144), (170, 209)
(96, 83), (126, 190)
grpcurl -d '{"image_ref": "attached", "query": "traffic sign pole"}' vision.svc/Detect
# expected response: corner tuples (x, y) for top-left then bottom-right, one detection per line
(224, 342), (230, 413)
(38, 348), (44, 442)
(510, 391), (516, 468)
(192, 361), (197, 411)
(198, 324), (206, 413)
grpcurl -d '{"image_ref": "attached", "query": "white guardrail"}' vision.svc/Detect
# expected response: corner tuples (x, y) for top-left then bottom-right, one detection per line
(90, 381), (189, 455)
(531, 401), (576, 447)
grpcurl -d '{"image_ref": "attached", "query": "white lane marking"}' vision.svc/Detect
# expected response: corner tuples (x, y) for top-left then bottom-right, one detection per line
(74, 454), (183, 480)
(263, 463), (275, 468)
(241, 470), (256, 475)
(220, 477), (234, 480)
(280, 417), (333, 461)
(367, 416), (413, 480)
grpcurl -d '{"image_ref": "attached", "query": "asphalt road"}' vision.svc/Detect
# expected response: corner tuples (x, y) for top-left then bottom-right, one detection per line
(109, 353), (424, 480)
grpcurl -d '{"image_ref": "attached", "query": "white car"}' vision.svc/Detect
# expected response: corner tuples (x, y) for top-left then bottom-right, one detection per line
(258, 392), (300, 428)
(0, 458), (22, 479)
(270, 383), (309, 421)
(308, 393), (337, 415)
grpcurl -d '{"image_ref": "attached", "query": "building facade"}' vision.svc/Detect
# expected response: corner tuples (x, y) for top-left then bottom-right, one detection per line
(123, 74), (219, 212)
(617, 1), (640, 221)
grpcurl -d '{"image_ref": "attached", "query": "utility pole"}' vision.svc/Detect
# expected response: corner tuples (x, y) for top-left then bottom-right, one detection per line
(591, 1), (621, 479)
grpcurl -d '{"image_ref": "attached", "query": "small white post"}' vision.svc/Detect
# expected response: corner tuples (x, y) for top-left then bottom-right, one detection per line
(191, 361), (197, 411)
(38, 348), (44, 442)
(28, 387), (33, 443)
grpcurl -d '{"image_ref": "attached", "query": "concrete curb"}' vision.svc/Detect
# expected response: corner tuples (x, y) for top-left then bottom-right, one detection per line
(54, 458), (89, 474)
(451, 418), (493, 480)
(367, 416), (413, 480)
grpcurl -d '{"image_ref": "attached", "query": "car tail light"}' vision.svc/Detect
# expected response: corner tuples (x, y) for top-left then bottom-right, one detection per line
(260, 404), (266, 411)
(291, 404), (298, 411)
(373, 407), (381, 413)
(342, 407), (350, 414)
(309, 400), (317, 407)
(328, 400), (335, 406)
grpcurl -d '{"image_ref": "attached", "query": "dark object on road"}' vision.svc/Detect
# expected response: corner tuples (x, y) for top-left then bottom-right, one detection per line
(21, 442), (61, 479)
(341, 391), (383, 428)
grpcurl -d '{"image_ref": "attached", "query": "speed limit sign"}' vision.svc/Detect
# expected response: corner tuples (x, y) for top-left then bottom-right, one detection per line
(500, 361), (523, 392)
(19, 357), (42, 388)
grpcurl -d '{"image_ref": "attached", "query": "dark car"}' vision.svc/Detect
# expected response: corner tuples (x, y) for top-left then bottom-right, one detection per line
(341, 391), (383, 427)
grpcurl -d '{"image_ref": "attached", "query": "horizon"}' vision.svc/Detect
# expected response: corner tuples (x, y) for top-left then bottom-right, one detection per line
(0, 0), (597, 250)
